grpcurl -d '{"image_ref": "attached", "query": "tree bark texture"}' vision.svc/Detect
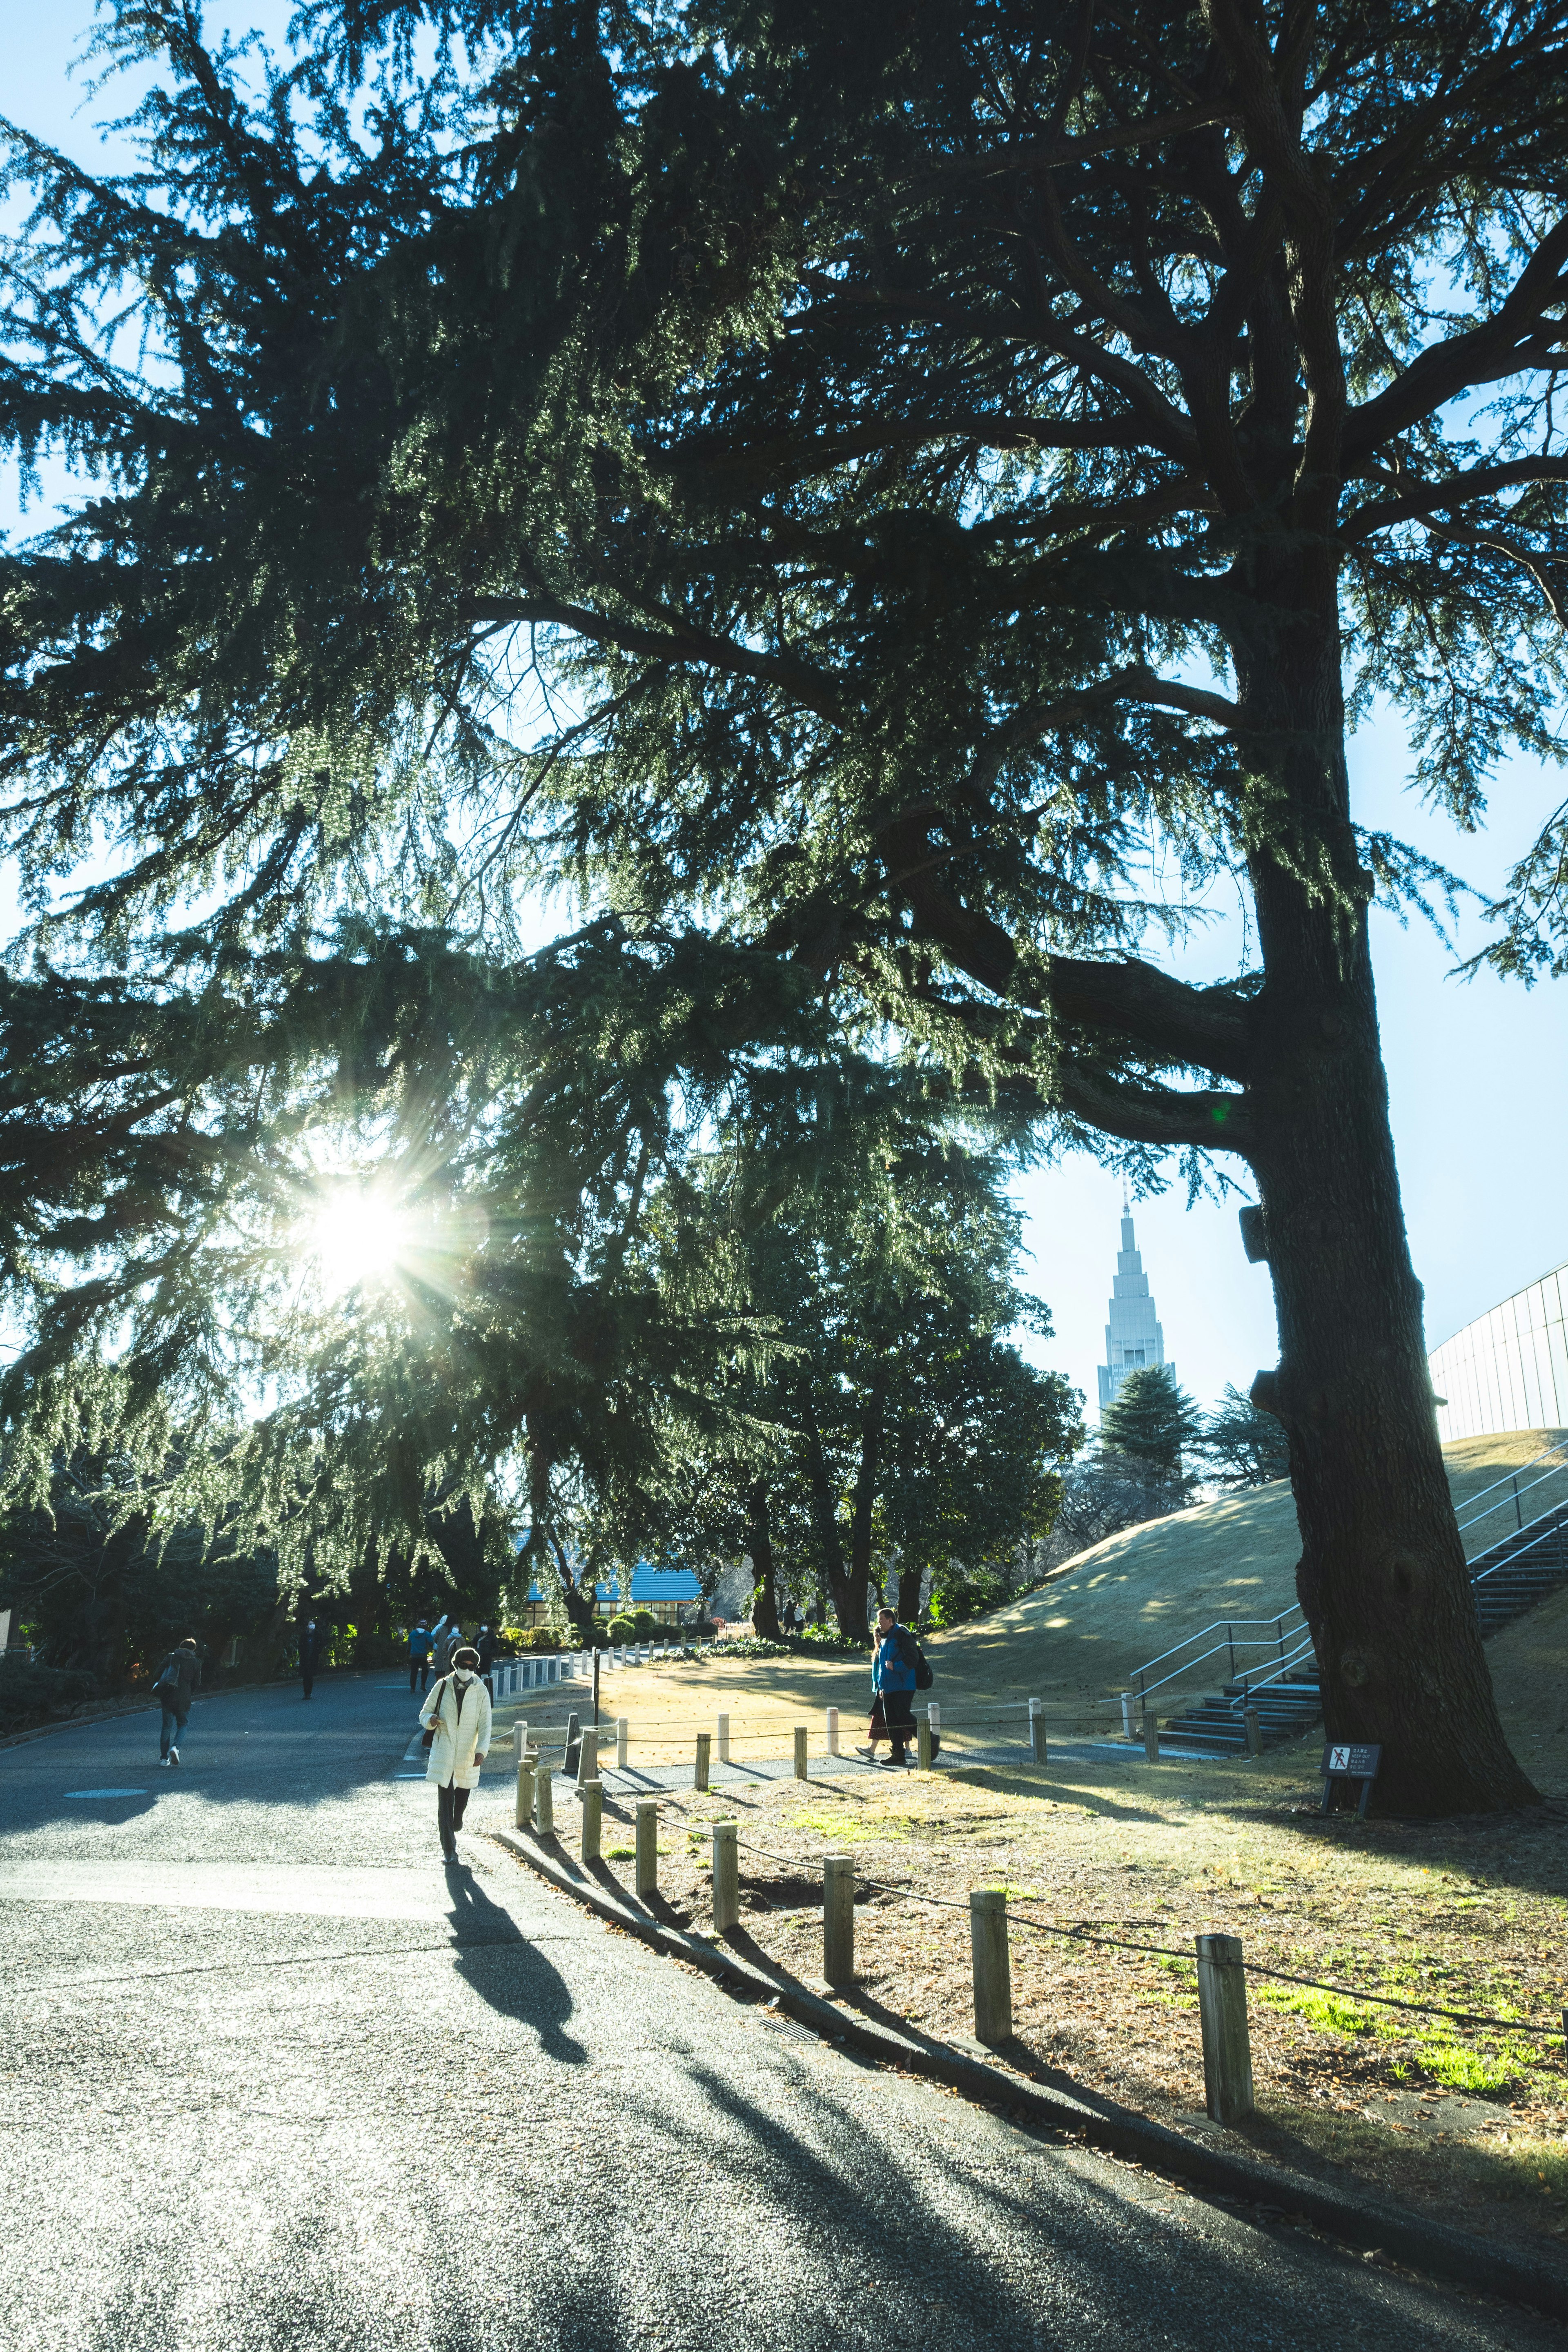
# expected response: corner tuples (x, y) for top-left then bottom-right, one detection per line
(1236, 621), (1536, 1816)
(797, 1384), (869, 1636)
(746, 1482), (782, 1639)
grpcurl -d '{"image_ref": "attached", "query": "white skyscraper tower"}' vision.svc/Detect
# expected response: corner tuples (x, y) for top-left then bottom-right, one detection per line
(1097, 1206), (1173, 1412)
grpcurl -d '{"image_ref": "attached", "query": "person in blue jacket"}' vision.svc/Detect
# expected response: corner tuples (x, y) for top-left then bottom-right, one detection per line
(408, 1621), (433, 1696)
(860, 1606), (918, 1767)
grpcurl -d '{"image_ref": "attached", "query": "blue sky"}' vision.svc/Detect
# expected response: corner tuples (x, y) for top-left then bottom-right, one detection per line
(5, 6), (1567, 1425)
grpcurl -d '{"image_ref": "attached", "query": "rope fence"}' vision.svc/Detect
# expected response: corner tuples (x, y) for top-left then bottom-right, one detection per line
(508, 1723), (1565, 2123)
(501, 1685), (1564, 2120)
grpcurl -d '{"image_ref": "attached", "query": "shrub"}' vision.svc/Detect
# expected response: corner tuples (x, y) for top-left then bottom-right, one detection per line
(632, 1610), (657, 1639)
(606, 1614), (636, 1644)
(0, 1656), (103, 1736)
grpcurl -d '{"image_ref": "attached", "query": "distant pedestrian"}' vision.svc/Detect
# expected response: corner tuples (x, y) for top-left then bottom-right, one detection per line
(858, 1606), (922, 1768)
(408, 1621), (432, 1696)
(419, 1644), (492, 1862)
(300, 1618), (321, 1701)
(151, 1636), (200, 1767)
(476, 1623), (497, 1695)
(430, 1617), (455, 1677)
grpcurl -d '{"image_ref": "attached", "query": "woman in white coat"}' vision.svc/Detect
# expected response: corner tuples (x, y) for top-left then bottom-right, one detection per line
(419, 1643), (492, 1860)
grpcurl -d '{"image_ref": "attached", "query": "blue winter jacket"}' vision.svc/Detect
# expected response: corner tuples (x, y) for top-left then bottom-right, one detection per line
(872, 1626), (917, 1695)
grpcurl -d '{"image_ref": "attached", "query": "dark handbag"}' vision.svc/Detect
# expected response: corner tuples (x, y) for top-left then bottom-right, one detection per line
(420, 1676), (448, 1748)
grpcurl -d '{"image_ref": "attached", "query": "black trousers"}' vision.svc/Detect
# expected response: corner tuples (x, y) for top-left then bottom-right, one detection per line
(869, 1692), (915, 1755)
(301, 1662), (315, 1699)
(437, 1782), (471, 1852)
(410, 1660), (430, 1693)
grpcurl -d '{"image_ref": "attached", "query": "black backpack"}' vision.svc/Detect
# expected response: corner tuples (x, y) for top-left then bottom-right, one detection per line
(895, 1624), (934, 1690)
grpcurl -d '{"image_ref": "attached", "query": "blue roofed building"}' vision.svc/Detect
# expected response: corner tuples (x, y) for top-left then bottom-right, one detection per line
(512, 1556), (702, 1626)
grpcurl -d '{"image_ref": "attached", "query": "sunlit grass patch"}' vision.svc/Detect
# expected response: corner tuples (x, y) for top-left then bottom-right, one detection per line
(1412, 2021), (1537, 2094)
(786, 1808), (908, 1843)
(1255, 1981), (1400, 2038)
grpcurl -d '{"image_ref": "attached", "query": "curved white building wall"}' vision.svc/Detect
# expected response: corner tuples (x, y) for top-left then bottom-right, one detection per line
(1429, 1262), (1568, 1444)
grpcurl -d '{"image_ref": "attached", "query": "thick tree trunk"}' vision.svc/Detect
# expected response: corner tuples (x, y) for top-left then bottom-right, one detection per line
(847, 1363), (889, 1611)
(746, 1483), (782, 1639)
(895, 1555), (926, 1626)
(546, 1535), (595, 1636)
(1240, 619), (1535, 1816)
(797, 1384), (869, 1636)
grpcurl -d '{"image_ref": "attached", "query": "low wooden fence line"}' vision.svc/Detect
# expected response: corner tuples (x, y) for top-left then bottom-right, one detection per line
(720, 1833), (1567, 2122)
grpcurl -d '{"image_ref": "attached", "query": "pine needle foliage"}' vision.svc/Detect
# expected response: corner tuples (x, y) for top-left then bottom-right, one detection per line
(2, 0), (1564, 1800)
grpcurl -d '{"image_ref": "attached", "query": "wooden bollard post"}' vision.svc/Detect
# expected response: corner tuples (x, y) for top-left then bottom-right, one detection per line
(826, 1706), (840, 1757)
(514, 1754), (535, 1829)
(1243, 1706), (1262, 1758)
(563, 1711), (581, 1777)
(712, 1819), (740, 1932)
(823, 1854), (854, 1987)
(970, 1888), (1012, 2048)
(577, 1720), (599, 1787)
(635, 1798), (659, 1897)
(1143, 1707), (1160, 1762)
(1029, 1697), (1047, 1764)
(717, 1712), (731, 1765)
(581, 1782), (602, 1864)
(534, 1760), (555, 1834)
(695, 1731), (711, 1791)
(616, 1716), (628, 1770)
(793, 1724), (808, 1781)
(917, 1714), (933, 1769)
(1196, 1933), (1255, 2123)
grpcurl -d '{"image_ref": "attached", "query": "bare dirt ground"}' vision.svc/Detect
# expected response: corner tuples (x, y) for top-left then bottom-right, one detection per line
(571, 1747), (1568, 2258)
(488, 1481), (1568, 2261)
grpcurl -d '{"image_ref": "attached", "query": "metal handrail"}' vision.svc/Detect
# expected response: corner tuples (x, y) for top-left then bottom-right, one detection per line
(1471, 1512), (1568, 1585)
(1453, 1439), (1568, 1537)
(1111, 1609), (1309, 1706)
(1117, 1608), (1306, 1689)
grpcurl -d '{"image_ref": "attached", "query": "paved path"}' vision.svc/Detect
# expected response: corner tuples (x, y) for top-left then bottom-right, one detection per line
(0, 1673), (1547, 2350)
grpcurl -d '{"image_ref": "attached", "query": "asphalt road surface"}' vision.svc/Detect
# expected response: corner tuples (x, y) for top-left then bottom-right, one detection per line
(0, 1672), (1551, 2351)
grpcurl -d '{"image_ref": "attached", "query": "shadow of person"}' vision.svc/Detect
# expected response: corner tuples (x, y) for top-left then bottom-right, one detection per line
(442, 1863), (586, 2064)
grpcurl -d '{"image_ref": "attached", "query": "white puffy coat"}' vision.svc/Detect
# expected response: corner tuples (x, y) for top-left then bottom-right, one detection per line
(419, 1670), (492, 1789)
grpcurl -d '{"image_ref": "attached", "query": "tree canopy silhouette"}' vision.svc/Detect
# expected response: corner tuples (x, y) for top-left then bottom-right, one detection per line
(4, 0), (1568, 1807)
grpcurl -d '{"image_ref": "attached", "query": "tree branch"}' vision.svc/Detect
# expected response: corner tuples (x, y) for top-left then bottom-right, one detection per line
(1343, 455), (1568, 540)
(1053, 1056), (1255, 1156)
(1344, 217), (1568, 459)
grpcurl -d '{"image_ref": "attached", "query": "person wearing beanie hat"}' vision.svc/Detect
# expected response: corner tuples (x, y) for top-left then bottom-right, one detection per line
(418, 1644), (492, 1861)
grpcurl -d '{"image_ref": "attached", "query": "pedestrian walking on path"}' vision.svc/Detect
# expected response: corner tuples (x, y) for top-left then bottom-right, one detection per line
(858, 1607), (930, 1767)
(408, 1621), (432, 1695)
(476, 1623), (497, 1695)
(300, 1618), (321, 1701)
(151, 1637), (200, 1766)
(419, 1644), (491, 1861)
(430, 1616), (455, 1677)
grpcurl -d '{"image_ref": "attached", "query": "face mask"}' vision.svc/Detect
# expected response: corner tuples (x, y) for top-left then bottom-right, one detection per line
(454, 1669), (474, 1686)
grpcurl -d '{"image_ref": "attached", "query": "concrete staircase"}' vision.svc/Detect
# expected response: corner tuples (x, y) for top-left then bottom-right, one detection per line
(1149, 1492), (1568, 1757)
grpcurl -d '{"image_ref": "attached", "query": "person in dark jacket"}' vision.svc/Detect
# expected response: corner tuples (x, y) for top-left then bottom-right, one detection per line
(408, 1622), (433, 1696)
(858, 1608), (919, 1767)
(476, 1624), (497, 1695)
(300, 1618), (321, 1700)
(152, 1637), (200, 1766)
